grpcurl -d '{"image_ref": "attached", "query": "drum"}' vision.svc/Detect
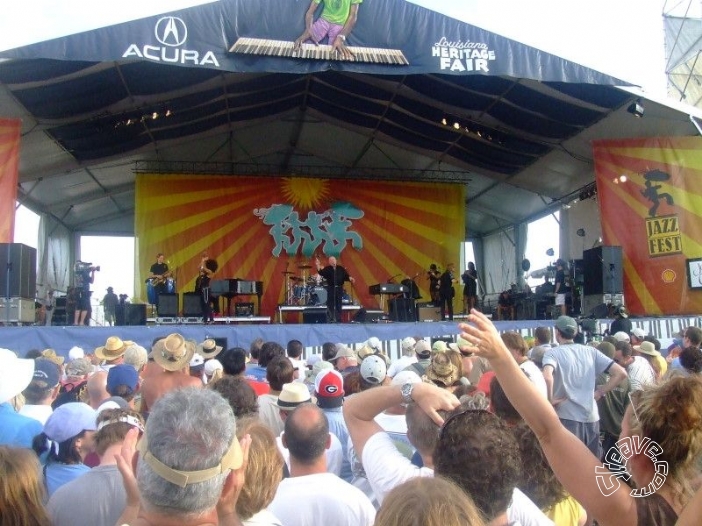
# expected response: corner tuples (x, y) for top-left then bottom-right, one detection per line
(309, 286), (327, 306)
(293, 285), (307, 301)
(166, 277), (176, 293)
(146, 282), (157, 305)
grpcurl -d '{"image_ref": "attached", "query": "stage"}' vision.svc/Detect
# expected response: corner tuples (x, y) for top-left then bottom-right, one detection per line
(0, 314), (698, 360)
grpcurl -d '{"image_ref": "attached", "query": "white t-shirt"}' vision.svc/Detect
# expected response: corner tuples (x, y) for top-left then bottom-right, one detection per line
(277, 432), (343, 476)
(243, 509), (283, 526)
(519, 360), (548, 398)
(258, 394), (284, 436)
(386, 355), (417, 378)
(509, 487), (555, 526)
(18, 404), (53, 425)
(288, 358), (307, 382)
(269, 472), (375, 526)
(361, 431), (433, 505)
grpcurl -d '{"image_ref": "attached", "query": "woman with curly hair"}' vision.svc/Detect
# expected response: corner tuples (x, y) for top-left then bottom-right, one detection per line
(0, 446), (51, 526)
(460, 310), (702, 526)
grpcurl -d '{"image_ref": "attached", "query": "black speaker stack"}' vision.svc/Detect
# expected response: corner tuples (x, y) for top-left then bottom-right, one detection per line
(583, 246), (623, 295)
(0, 243), (36, 298)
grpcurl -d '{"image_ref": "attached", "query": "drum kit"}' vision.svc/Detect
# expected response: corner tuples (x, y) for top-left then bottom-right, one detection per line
(283, 263), (327, 306)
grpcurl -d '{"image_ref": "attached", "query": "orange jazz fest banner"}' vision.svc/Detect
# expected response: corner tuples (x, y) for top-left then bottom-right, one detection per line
(593, 137), (702, 316)
(0, 119), (21, 242)
(134, 174), (465, 316)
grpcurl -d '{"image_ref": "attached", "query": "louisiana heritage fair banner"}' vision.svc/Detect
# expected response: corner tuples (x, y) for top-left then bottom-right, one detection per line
(135, 174), (464, 315)
(0, 119), (21, 242)
(593, 137), (702, 316)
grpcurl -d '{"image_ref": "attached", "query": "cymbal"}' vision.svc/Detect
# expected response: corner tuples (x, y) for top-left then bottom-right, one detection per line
(298, 264), (312, 269)
(289, 276), (304, 282)
(282, 271), (295, 275)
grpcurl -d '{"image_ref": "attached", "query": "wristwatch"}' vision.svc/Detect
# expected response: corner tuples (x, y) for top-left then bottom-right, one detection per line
(400, 382), (414, 404)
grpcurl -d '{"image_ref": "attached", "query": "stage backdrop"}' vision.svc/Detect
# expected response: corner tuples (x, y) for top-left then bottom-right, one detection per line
(593, 137), (702, 316)
(0, 119), (20, 242)
(135, 174), (464, 316)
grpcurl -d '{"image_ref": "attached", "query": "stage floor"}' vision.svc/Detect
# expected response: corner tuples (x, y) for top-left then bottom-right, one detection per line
(0, 314), (699, 360)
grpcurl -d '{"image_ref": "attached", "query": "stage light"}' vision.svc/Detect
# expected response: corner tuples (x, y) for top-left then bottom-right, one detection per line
(152, 112), (159, 120)
(627, 99), (644, 118)
(165, 109), (172, 117)
(453, 121), (460, 130)
(619, 175), (627, 183)
(441, 117), (447, 126)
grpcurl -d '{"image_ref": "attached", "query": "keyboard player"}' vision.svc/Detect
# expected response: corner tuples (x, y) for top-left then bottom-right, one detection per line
(294, 0), (362, 60)
(315, 256), (355, 323)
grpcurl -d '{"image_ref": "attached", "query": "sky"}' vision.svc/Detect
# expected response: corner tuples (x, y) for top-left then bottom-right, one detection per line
(4, 0), (688, 302)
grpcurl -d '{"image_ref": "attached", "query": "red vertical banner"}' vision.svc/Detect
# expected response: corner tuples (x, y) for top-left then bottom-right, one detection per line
(593, 137), (702, 316)
(0, 119), (21, 242)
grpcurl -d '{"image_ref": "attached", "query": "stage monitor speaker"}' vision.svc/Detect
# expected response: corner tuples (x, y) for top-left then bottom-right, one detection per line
(157, 293), (179, 317)
(183, 292), (202, 317)
(0, 243), (37, 298)
(126, 304), (146, 326)
(417, 306), (441, 322)
(389, 297), (416, 322)
(583, 246), (623, 295)
(303, 308), (327, 324)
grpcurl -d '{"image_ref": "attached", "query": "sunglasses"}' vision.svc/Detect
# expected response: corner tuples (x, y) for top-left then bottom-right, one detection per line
(439, 408), (492, 440)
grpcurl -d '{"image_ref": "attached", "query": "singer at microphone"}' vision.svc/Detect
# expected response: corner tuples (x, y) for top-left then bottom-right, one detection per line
(315, 255), (355, 323)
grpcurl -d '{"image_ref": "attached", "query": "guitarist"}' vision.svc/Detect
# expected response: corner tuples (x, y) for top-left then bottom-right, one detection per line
(149, 253), (170, 314)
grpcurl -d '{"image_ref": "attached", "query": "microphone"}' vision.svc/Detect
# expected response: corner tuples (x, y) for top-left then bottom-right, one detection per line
(387, 273), (401, 282)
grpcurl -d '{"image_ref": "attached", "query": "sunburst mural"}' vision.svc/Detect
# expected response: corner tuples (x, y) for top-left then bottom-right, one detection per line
(593, 137), (702, 315)
(135, 174), (465, 316)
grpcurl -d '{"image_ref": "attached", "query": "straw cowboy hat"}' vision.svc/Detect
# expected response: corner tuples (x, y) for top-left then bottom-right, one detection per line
(152, 333), (195, 371)
(197, 338), (223, 359)
(94, 336), (130, 361)
(0, 349), (35, 403)
(41, 348), (65, 366)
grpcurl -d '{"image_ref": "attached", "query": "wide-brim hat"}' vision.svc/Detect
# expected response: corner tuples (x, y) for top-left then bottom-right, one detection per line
(424, 353), (459, 387)
(94, 336), (130, 361)
(41, 348), (65, 366)
(634, 341), (661, 357)
(0, 349), (34, 403)
(276, 382), (312, 410)
(197, 338), (223, 359)
(152, 333), (195, 371)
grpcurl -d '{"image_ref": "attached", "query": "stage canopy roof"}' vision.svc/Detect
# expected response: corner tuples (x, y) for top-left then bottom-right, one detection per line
(1, 0), (700, 239)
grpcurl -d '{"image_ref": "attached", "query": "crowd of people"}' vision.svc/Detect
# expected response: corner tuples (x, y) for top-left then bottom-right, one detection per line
(1, 315), (702, 525)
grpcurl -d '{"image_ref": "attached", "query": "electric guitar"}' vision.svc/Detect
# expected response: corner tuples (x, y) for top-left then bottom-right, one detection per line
(146, 270), (172, 286)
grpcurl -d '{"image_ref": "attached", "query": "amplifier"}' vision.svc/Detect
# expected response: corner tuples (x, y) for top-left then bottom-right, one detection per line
(235, 302), (254, 316)
(0, 297), (35, 323)
(418, 306), (441, 322)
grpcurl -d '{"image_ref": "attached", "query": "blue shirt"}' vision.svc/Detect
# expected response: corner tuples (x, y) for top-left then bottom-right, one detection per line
(45, 462), (91, 497)
(0, 402), (43, 448)
(323, 407), (353, 482)
(244, 364), (268, 382)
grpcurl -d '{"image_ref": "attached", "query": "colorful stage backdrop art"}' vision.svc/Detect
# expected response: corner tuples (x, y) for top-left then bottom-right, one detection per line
(593, 137), (702, 316)
(135, 174), (464, 316)
(0, 119), (21, 243)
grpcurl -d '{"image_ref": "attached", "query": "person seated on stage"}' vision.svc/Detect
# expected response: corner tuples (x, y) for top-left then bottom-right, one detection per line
(497, 291), (515, 321)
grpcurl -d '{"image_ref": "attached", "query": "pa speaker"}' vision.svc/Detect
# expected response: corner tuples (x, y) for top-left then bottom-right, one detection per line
(583, 246), (623, 295)
(183, 292), (202, 317)
(126, 304), (146, 326)
(389, 297), (416, 322)
(303, 308), (327, 324)
(0, 243), (37, 298)
(157, 293), (178, 317)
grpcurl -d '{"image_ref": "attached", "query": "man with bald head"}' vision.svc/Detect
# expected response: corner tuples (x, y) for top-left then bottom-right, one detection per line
(87, 371), (110, 409)
(315, 256), (355, 323)
(269, 404), (375, 525)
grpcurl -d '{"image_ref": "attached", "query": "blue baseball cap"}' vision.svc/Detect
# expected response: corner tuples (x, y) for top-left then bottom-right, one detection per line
(107, 364), (139, 394)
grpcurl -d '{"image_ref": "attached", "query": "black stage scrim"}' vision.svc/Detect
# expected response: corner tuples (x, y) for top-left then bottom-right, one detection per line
(229, 38), (409, 65)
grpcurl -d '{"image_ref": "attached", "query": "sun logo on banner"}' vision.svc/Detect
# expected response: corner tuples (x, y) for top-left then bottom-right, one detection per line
(281, 177), (330, 210)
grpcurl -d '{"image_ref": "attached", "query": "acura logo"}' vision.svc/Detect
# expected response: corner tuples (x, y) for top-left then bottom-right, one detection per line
(155, 16), (187, 47)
